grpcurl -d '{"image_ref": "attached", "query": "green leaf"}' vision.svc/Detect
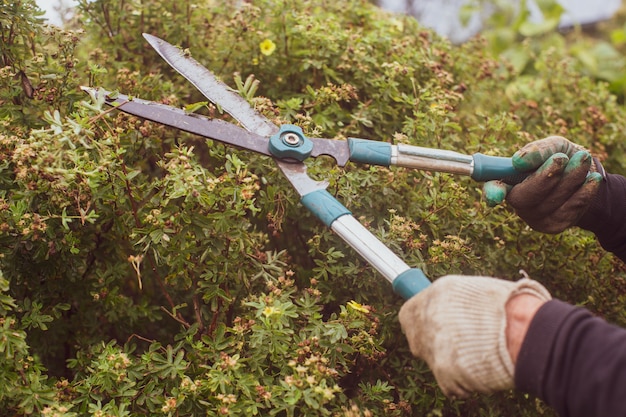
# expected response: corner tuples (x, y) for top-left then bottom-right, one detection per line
(184, 101), (209, 114)
(61, 207), (72, 230)
(500, 47), (531, 74)
(519, 17), (560, 37)
(535, 0), (565, 20)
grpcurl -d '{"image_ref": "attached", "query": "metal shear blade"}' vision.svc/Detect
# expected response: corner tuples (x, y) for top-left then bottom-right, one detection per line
(93, 91), (273, 157)
(141, 33), (352, 173)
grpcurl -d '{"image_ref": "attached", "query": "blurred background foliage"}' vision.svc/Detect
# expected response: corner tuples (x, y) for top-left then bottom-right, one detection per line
(1, 0), (625, 415)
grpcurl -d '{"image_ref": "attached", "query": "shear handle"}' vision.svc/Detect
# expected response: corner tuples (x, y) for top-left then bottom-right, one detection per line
(301, 189), (431, 299)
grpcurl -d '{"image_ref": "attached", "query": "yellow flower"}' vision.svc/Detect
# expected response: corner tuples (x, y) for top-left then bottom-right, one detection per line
(259, 39), (276, 56)
(347, 300), (370, 314)
(390, 18), (404, 33)
(263, 306), (278, 317)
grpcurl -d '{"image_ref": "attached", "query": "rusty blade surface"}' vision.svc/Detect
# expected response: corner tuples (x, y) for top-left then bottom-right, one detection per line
(91, 89), (274, 157)
(85, 87), (351, 166)
(308, 137), (350, 166)
(143, 33), (278, 138)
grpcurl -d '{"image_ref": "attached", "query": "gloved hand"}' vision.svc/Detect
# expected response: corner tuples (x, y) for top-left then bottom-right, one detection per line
(398, 275), (551, 398)
(483, 136), (604, 233)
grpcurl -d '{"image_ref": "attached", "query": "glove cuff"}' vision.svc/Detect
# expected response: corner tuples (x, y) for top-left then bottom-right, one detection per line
(400, 275), (551, 397)
(448, 277), (551, 392)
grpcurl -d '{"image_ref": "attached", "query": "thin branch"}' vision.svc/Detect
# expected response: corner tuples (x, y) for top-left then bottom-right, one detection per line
(126, 333), (157, 346)
(192, 293), (204, 333)
(160, 306), (191, 328)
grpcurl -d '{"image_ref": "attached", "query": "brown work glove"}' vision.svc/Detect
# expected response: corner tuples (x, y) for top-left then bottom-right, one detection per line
(483, 136), (604, 233)
(398, 275), (551, 398)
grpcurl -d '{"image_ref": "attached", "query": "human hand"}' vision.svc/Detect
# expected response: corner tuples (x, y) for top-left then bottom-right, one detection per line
(398, 275), (551, 398)
(483, 136), (603, 233)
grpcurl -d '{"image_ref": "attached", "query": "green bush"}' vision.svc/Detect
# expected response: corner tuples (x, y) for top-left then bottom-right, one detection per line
(1, 0), (625, 415)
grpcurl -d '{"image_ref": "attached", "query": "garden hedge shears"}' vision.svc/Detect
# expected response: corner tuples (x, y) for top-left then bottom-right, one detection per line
(84, 34), (526, 300)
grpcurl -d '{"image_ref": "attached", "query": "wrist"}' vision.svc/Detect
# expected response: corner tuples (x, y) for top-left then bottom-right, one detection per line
(576, 172), (607, 232)
(506, 294), (545, 365)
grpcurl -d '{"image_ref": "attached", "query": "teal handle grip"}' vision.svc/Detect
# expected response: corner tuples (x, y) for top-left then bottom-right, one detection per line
(393, 268), (431, 300)
(348, 138), (392, 166)
(301, 189), (352, 227)
(472, 153), (528, 184)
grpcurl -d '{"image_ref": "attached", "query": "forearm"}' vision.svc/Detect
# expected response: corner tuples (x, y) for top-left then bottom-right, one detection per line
(514, 300), (626, 417)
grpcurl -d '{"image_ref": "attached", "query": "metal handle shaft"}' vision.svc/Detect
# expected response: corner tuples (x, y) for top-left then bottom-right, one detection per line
(348, 138), (528, 183)
(301, 189), (430, 299)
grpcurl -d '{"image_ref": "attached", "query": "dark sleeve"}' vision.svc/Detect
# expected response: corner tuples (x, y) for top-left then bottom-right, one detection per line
(577, 173), (626, 262)
(515, 299), (626, 417)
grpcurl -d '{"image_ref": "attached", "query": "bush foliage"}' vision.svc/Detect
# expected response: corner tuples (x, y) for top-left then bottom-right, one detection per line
(1, 0), (625, 415)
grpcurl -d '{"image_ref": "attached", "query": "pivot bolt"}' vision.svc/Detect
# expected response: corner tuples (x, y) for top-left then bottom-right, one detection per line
(268, 124), (313, 161)
(283, 132), (301, 146)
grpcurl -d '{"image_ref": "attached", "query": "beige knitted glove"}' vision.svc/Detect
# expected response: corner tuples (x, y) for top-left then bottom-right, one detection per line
(398, 275), (551, 398)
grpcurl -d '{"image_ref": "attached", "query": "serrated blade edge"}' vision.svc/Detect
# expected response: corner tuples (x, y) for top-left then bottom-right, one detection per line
(143, 33), (277, 137)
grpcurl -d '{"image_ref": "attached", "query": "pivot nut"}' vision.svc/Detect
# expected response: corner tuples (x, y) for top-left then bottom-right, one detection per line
(269, 124), (313, 161)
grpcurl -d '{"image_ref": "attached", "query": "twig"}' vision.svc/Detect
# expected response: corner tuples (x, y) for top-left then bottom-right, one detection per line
(126, 333), (157, 346)
(160, 306), (191, 329)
